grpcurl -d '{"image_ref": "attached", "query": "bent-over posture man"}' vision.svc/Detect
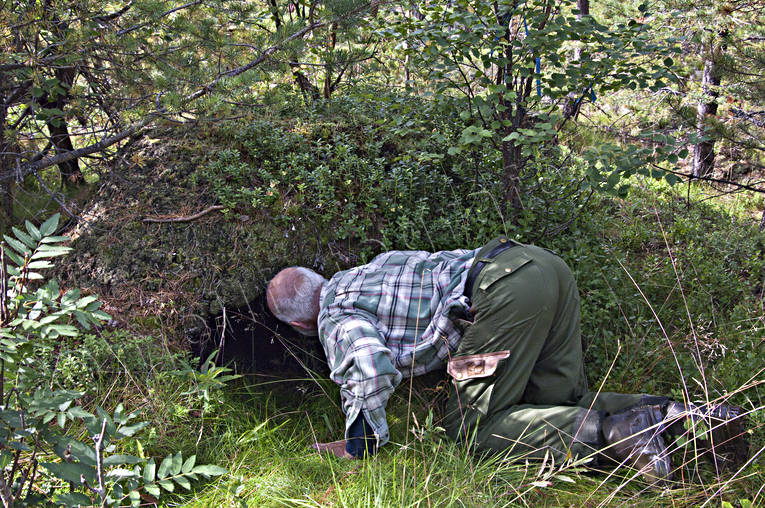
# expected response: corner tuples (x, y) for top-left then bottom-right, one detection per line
(266, 237), (748, 483)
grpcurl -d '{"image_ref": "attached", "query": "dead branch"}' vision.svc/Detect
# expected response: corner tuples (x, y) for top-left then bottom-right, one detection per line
(2, 115), (156, 183)
(186, 21), (326, 102)
(142, 205), (224, 223)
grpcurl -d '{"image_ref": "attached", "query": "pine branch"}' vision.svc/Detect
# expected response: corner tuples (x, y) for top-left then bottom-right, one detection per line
(2, 114), (156, 183)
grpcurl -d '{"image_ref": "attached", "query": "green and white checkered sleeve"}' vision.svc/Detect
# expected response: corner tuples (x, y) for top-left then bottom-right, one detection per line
(323, 316), (404, 448)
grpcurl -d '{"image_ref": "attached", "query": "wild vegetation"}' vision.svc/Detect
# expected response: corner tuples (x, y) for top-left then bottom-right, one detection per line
(1, 0), (763, 506)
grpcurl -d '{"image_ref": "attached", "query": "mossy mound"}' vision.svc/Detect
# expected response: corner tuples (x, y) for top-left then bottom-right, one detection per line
(54, 95), (485, 339)
(56, 123), (337, 338)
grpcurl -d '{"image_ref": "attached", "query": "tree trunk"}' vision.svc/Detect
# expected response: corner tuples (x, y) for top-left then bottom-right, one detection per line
(42, 67), (83, 184)
(573, 0), (589, 61)
(0, 72), (15, 227)
(692, 35), (725, 178)
(563, 0), (589, 120)
(501, 140), (523, 223)
(323, 24), (337, 99)
(291, 66), (321, 104)
(500, 14), (524, 224)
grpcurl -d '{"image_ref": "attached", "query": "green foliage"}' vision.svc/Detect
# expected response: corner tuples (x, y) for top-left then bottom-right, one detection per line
(545, 184), (765, 402)
(383, 0), (684, 208)
(172, 350), (242, 413)
(34, 331), (185, 393)
(0, 214), (227, 507)
(41, 404), (224, 507)
(197, 104), (503, 256)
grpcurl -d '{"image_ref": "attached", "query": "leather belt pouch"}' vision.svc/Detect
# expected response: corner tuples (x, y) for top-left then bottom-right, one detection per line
(447, 350), (510, 380)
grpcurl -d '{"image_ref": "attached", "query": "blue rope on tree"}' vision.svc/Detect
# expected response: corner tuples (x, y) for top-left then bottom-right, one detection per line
(522, 13), (542, 97)
(574, 84), (597, 105)
(501, 7), (597, 103)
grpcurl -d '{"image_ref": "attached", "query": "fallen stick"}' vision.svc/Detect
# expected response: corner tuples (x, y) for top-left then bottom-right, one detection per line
(142, 205), (224, 223)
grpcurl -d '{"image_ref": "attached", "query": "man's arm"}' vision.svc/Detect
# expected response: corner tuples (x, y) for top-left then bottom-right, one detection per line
(309, 413), (374, 458)
(318, 315), (403, 456)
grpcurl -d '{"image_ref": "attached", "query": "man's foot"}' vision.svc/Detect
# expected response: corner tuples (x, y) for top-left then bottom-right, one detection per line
(602, 405), (673, 485)
(662, 401), (749, 470)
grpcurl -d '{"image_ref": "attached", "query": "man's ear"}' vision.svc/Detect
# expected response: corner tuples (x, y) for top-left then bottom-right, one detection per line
(290, 320), (313, 331)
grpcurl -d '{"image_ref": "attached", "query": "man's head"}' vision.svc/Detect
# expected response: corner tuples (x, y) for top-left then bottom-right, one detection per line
(266, 267), (327, 336)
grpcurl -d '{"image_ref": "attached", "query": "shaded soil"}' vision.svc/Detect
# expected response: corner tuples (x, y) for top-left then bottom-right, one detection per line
(192, 292), (328, 377)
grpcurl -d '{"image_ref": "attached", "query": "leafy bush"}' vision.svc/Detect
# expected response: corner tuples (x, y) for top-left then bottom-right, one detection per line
(0, 215), (226, 507)
(196, 91), (608, 260)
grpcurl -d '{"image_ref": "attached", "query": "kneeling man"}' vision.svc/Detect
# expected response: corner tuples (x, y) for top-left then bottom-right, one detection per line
(266, 237), (748, 483)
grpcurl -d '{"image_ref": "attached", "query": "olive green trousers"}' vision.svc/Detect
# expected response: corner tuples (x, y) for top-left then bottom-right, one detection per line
(444, 237), (651, 462)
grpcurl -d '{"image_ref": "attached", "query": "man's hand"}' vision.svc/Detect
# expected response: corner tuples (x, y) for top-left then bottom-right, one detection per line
(309, 439), (355, 459)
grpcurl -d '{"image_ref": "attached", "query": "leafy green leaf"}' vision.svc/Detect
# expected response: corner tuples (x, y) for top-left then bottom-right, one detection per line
(25, 220), (41, 242)
(67, 406), (93, 419)
(30, 244), (72, 259)
(40, 235), (70, 244)
(158, 454), (173, 479)
(144, 482), (160, 497)
(66, 440), (98, 466)
(45, 324), (79, 337)
(12, 227), (37, 249)
(54, 492), (93, 507)
(27, 260), (54, 270)
(174, 475), (191, 490)
(158, 479), (175, 492)
(192, 464), (227, 476)
(39, 213), (60, 236)
(77, 295), (99, 308)
(171, 451), (183, 475)
(42, 461), (96, 484)
(3, 248), (25, 267)
(106, 467), (137, 479)
(3, 236), (31, 257)
(143, 458), (156, 483)
(103, 454), (144, 466)
(182, 454), (196, 473)
(116, 421), (150, 438)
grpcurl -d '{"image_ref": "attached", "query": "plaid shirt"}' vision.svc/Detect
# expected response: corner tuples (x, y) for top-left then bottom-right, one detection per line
(318, 248), (478, 447)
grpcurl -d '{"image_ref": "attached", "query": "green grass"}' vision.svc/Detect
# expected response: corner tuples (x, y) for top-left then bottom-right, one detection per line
(147, 374), (760, 507)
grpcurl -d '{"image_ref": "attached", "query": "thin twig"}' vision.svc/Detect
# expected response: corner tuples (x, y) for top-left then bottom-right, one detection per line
(142, 205), (224, 223)
(217, 305), (227, 365)
(653, 163), (765, 194)
(82, 418), (108, 501)
(32, 170), (84, 221)
(1, 243), (7, 324)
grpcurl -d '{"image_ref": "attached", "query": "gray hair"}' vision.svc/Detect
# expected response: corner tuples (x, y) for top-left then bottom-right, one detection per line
(267, 267), (326, 324)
